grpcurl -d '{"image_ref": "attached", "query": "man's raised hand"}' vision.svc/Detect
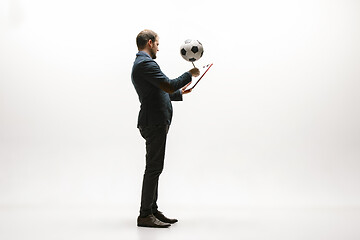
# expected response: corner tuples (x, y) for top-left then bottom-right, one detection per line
(189, 68), (200, 77)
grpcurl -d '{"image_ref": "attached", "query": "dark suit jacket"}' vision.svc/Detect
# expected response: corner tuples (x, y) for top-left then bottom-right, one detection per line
(131, 51), (192, 127)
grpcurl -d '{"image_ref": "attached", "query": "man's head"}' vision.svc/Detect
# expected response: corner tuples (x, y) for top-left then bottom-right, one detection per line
(136, 29), (159, 59)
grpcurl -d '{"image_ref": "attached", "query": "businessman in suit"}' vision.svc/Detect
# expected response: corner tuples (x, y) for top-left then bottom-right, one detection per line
(131, 29), (200, 228)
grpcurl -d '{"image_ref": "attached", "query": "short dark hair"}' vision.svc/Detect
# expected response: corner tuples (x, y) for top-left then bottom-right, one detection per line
(136, 29), (158, 50)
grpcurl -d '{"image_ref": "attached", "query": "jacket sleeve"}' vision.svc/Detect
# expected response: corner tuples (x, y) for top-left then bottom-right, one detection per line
(141, 60), (192, 93)
(169, 90), (183, 101)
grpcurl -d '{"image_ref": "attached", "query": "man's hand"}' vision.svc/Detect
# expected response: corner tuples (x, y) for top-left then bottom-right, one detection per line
(189, 68), (200, 77)
(182, 81), (192, 94)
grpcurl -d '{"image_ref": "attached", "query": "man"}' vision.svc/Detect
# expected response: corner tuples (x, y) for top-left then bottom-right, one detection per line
(131, 29), (200, 228)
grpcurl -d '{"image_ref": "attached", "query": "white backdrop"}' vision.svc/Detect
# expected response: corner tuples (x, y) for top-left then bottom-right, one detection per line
(1, 0), (359, 208)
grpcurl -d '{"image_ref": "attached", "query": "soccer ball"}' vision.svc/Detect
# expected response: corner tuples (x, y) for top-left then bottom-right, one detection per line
(180, 39), (204, 62)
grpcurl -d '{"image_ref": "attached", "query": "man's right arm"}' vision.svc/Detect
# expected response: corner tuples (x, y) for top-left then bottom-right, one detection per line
(141, 60), (199, 93)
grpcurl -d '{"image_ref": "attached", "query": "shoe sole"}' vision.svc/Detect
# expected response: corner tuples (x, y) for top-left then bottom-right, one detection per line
(137, 224), (171, 228)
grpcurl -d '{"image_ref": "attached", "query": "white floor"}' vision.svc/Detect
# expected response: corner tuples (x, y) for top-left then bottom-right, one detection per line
(0, 205), (359, 240)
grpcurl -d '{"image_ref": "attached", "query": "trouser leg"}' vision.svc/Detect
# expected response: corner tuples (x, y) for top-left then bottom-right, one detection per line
(139, 125), (169, 217)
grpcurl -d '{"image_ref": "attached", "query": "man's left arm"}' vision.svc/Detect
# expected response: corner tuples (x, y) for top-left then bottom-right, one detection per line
(169, 81), (192, 101)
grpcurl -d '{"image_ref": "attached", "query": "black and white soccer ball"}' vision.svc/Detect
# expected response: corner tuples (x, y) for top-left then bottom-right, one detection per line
(180, 39), (204, 62)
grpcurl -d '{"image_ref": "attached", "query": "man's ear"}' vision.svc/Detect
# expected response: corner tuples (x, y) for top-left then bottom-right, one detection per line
(147, 39), (153, 47)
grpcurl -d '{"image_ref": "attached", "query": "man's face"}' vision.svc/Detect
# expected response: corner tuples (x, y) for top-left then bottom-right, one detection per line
(149, 37), (159, 59)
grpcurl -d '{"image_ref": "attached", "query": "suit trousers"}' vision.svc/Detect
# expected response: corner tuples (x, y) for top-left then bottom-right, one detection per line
(139, 125), (170, 217)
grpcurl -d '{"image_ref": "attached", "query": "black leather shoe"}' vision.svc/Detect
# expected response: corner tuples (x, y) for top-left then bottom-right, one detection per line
(137, 214), (171, 228)
(154, 211), (178, 224)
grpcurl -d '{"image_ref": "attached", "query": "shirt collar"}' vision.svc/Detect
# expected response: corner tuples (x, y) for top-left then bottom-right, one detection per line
(137, 51), (151, 58)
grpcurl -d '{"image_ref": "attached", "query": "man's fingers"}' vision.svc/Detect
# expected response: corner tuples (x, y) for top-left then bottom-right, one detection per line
(189, 68), (200, 77)
(184, 89), (192, 94)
